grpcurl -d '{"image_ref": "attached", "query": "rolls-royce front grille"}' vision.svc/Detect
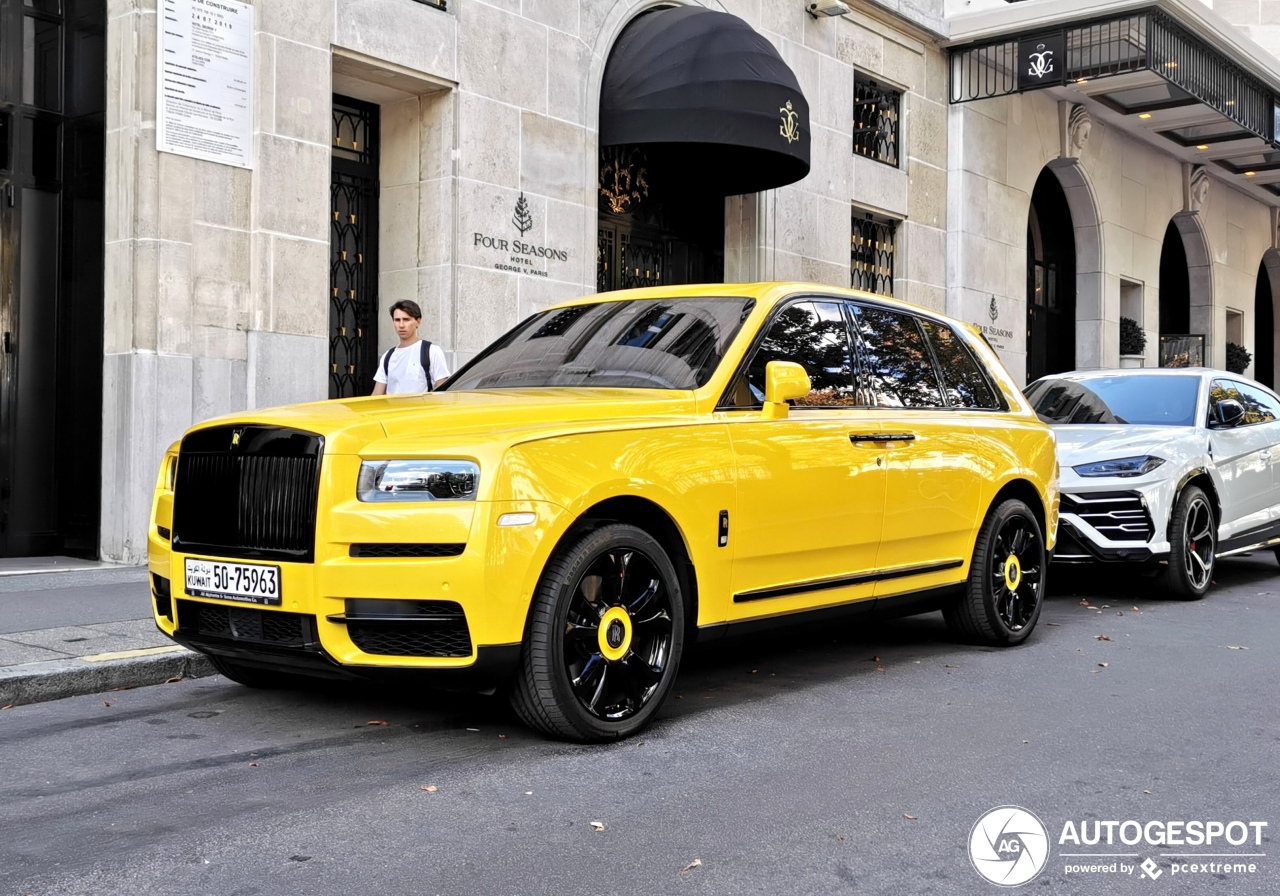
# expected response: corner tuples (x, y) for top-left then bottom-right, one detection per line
(1061, 491), (1153, 542)
(172, 425), (323, 562)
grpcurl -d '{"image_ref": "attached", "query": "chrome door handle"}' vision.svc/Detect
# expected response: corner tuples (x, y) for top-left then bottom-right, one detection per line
(849, 433), (915, 443)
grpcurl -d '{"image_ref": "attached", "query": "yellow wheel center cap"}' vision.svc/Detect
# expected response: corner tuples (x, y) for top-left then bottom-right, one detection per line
(1004, 555), (1023, 590)
(598, 606), (633, 662)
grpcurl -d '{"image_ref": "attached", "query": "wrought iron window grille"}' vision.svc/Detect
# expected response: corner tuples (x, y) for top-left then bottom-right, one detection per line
(851, 212), (897, 297)
(853, 76), (901, 167)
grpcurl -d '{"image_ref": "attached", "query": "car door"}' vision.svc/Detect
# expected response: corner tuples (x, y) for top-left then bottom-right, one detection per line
(1207, 377), (1279, 536)
(721, 299), (888, 620)
(848, 305), (986, 597)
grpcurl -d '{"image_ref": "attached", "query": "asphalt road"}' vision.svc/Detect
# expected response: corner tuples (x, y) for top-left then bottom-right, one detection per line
(3, 556), (1277, 896)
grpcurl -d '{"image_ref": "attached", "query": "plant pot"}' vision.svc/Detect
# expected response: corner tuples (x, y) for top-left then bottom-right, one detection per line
(1119, 354), (1144, 369)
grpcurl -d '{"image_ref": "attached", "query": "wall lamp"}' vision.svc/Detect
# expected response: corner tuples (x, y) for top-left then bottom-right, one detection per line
(807, 1), (851, 18)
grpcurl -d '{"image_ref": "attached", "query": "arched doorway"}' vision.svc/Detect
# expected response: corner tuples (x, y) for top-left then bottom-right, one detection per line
(1256, 250), (1280, 387)
(1158, 214), (1212, 367)
(1026, 168), (1077, 381)
(596, 7), (810, 292)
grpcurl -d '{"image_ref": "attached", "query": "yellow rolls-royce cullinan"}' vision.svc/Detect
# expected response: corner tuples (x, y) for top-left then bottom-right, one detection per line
(149, 283), (1058, 742)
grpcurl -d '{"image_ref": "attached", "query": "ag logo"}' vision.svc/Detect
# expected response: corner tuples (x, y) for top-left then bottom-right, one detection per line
(969, 806), (1049, 887)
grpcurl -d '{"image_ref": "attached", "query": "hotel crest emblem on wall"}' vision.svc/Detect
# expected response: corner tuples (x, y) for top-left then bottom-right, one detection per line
(779, 100), (800, 144)
(1027, 43), (1055, 80)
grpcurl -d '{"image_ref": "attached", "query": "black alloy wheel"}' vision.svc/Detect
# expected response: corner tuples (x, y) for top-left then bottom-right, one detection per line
(944, 498), (1045, 645)
(509, 523), (684, 742)
(1163, 485), (1215, 600)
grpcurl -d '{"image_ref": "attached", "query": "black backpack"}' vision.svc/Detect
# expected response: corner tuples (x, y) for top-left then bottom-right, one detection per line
(381, 340), (434, 392)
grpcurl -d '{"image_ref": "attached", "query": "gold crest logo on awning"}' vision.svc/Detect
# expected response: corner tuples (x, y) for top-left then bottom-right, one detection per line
(779, 100), (800, 145)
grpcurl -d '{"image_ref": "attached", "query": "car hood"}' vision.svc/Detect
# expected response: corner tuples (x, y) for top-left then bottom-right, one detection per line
(1052, 424), (1201, 466)
(186, 388), (701, 455)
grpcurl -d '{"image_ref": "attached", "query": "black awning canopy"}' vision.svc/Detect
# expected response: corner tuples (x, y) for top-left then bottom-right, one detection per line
(600, 6), (811, 196)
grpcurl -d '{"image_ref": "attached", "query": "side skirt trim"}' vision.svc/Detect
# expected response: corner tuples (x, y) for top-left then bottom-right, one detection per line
(732, 559), (963, 604)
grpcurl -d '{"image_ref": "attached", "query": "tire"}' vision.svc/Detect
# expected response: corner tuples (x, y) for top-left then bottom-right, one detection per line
(944, 498), (1046, 646)
(208, 655), (295, 689)
(1161, 485), (1215, 600)
(509, 523), (685, 743)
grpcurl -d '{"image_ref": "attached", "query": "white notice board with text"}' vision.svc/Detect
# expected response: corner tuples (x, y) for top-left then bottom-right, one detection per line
(156, 0), (254, 169)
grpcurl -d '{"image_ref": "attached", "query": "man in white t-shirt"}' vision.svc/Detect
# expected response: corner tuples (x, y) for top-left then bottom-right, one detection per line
(371, 300), (452, 395)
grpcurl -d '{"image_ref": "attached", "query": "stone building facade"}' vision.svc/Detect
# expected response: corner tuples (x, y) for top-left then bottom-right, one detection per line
(0, 0), (1276, 561)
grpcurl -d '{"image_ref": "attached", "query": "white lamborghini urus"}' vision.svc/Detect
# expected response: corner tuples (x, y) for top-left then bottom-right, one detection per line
(1025, 369), (1280, 599)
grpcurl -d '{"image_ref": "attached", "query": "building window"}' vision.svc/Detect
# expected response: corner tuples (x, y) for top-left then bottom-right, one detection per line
(851, 212), (897, 297)
(853, 75), (900, 167)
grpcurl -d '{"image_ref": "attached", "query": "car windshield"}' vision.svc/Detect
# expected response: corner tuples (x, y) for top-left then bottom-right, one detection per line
(1024, 375), (1200, 426)
(445, 298), (756, 391)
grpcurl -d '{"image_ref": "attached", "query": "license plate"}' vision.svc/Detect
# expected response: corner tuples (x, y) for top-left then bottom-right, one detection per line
(185, 558), (282, 606)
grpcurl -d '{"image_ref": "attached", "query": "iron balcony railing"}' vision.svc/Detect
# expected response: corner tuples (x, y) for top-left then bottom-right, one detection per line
(950, 7), (1280, 146)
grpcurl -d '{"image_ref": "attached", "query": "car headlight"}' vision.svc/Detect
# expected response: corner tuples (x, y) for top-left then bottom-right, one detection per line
(358, 460), (480, 502)
(1071, 455), (1165, 478)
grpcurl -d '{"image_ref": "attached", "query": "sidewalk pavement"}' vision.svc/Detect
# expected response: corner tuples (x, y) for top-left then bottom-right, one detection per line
(0, 558), (214, 707)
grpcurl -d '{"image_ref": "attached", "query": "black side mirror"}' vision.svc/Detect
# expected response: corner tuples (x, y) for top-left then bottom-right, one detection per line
(1212, 398), (1246, 428)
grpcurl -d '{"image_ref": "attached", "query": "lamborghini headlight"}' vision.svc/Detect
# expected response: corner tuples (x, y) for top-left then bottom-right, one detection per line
(1071, 455), (1165, 478)
(357, 460), (480, 502)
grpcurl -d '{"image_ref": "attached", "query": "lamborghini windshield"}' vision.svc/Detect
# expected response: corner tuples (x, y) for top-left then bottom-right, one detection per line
(1024, 375), (1200, 426)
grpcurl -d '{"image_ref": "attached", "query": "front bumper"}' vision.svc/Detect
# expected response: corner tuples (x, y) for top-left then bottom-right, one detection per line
(149, 491), (567, 683)
(1053, 487), (1167, 564)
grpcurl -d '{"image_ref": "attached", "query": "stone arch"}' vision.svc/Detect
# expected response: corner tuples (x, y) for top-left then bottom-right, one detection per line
(1042, 158), (1104, 370)
(1256, 249), (1280, 387)
(1158, 213), (1214, 366)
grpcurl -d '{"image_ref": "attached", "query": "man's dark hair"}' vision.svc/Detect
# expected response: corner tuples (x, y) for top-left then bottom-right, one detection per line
(389, 300), (422, 320)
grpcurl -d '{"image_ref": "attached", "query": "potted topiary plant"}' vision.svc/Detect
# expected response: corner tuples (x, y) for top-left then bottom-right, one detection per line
(1119, 317), (1146, 368)
(1226, 341), (1252, 374)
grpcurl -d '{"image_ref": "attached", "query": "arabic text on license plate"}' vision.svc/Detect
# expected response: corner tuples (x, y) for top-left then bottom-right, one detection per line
(185, 559), (282, 606)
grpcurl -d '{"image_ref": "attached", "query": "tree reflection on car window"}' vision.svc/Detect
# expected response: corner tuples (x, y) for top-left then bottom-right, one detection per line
(920, 320), (1003, 410)
(851, 305), (945, 409)
(1210, 380), (1280, 426)
(744, 301), (856, 407)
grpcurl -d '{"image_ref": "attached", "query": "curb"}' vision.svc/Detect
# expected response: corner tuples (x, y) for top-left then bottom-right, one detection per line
(0, 647), (217, 707)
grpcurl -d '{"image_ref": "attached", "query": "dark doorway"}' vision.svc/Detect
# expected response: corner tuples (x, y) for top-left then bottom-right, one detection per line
(0, 0), (106, 557)
(329, 96), (380, 398)
(1257, 256), (1277, 388)
(1025, 168), (1076, 382)
(596, 145), (723, 292)
(1159, 220), (1191, 336)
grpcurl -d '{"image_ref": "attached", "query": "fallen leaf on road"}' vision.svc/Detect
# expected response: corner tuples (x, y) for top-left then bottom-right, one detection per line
(903, 814), (917, 820)
(1096, 634), (1112, 641)
(1143, 790), (1152, 794)
(870, 656), (882, 663)
(837, 836), (845, 841)
(466, 727), (479, 732)
(1132, 607), (1139, 611)
(680, 859), (702, 874)
(1098, 662), (1109, 667)
(1, 705), (13, 711)
(365, 720), (388, 726)
(103, 701), (111, 707)
(164, 676), (184, 684)
(590, 821), (605, 832)
(1080, 599), (1091, 607)
(876, 666), (886, 673)
(1227, 645), (1249, 650)
(248, 762), (259, 767)
(498, 734), (507, 739)
(944, 663), (958, 668)
(421, 785), (438, 792)
(1045, 622), (1061, 626)
(288, 855), (311, 863)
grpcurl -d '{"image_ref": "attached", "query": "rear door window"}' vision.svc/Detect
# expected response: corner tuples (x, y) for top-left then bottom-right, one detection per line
(849, 305), (945, 409)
